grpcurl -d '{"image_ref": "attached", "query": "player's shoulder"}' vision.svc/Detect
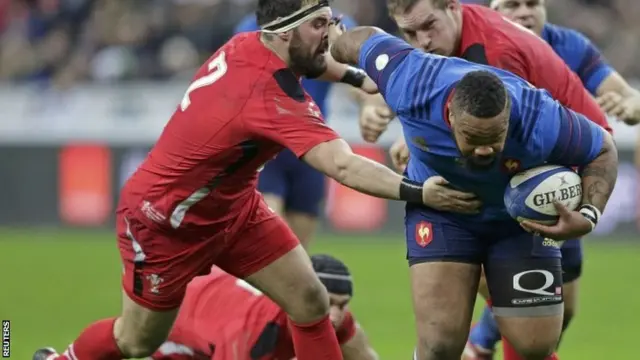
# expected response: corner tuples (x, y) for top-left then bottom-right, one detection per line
(543, 23), (589, 47)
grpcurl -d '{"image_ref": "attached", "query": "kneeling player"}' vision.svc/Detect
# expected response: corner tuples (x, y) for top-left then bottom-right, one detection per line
(150, 254), (378, 360)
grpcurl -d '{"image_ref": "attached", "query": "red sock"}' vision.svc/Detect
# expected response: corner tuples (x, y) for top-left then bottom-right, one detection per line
(486, 298), (493, 308)
(55, 318), (123, 360)
(288, 315), (343, 360)
(502, 337), (559, 360)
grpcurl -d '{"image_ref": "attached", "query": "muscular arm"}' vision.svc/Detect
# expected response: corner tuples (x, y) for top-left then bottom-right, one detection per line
(340, 324), (379, 360)
(302, 138), (407, 200)
(579, 131), (618, 212)
(544, 106), (619, 213)
(330, 26), (382, 66)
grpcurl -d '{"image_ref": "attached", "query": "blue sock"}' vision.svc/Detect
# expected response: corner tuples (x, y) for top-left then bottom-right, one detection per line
(469, 305), (501, 351)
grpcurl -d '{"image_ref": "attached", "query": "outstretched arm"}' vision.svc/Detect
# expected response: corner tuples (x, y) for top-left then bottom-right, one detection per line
(340, 323), (379, 360)
(330, 26), (382, 66)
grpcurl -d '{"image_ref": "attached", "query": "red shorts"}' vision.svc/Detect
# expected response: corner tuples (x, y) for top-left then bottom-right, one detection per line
(117, 199), (299, 311)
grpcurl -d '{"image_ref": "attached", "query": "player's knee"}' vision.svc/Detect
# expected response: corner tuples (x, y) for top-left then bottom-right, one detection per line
(288, 280), (330, 322)
(416, 334), (463, 360)
(115, 322), (167, 358)
(511, 343), (556, 360)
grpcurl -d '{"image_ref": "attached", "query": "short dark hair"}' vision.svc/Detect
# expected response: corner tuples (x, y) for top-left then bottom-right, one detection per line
(452, 70), (508, 118)
(256, 0), (305, 26)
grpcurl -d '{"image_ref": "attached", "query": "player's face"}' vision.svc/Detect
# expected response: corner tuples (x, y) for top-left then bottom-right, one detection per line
(493, 0), (547, 36)
(288, 12), (332, 78)
(394, 0), (461, 56)
(328, 293), (351, 328)
(449, 108), (509, 171)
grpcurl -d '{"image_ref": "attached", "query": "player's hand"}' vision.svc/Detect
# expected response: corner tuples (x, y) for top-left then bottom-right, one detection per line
(519, 201), (593, 240)
(596, 92), (640, 125)
(390, 136), (409, 172)
(359, 99), (394, 143)
(422, 176), (481, 214)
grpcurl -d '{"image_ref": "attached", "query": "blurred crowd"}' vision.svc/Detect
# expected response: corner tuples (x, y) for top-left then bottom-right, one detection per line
(0, 0), (639, 89)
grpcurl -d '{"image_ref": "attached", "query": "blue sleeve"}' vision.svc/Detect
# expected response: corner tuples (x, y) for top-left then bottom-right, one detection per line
(569, 30), (614, 94)
(358, 32), (447, 114)
(538, 102), (605, 166)
(233, 15), (259, 34)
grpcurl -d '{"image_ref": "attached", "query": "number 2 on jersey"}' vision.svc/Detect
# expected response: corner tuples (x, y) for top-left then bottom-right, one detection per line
(181, 52), (228, 111)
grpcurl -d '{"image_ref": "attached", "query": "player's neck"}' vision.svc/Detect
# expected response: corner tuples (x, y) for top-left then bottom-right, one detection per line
(260, 34), (292, 67)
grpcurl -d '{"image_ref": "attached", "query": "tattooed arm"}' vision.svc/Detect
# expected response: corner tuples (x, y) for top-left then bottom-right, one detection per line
(520, 105), (618, 240)
(580, 131), (618, 213)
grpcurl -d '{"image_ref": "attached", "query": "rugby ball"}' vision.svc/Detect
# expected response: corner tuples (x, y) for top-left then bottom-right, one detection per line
(504, 165), (582, 225)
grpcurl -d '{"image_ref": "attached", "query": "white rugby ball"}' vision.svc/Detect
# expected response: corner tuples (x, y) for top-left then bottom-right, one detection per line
(504, 165), (582, 225)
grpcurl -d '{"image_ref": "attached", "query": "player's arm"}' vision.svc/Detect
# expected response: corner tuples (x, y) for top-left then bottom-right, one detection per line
(340, 324), (379, 360)
(567, 30), (640, 124)
(500, 44), (613, 133)
(542, 104), (618, 216)
(331, 26), (444, 115)
(249, 97), (426, 203)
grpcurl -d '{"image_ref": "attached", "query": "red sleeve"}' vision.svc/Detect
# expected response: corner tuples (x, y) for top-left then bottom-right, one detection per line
(336, 310), (357, 344)
(496, 41), (612, 134)
(246, 81), (341, 158)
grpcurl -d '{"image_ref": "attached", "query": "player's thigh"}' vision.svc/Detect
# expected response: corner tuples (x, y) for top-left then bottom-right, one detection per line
(257, 153), (288, 215)
(405, 204), (483, 358)
(477, 267), (491, 300)
(560, 239), (583, 320)
(485, 231), (563, 357)
(217, 205), (327, 323)
(117, 213), (220, 354)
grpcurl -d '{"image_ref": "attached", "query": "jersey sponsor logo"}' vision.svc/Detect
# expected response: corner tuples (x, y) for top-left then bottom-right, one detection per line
(511, 269), (562, 305)
(415, 221), (433, 248)
(146, 273), (164, 294)
(502, 158), (521, 173)
(375, 54), (389, 70)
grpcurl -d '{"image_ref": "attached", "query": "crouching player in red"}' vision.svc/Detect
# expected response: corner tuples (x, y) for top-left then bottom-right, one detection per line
(32, 1), (432, 360)
(150, 254), (378, 360)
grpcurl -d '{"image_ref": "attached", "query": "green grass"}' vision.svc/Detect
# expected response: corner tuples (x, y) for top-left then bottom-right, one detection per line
(1, 229), (638, 359)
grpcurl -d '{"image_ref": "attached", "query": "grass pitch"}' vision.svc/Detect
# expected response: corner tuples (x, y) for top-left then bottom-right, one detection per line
(1, 228), (638, 359)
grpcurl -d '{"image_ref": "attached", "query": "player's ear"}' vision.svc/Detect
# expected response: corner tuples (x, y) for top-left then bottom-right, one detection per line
(447, 0), (460, 11)
(278, 31), (292, 42)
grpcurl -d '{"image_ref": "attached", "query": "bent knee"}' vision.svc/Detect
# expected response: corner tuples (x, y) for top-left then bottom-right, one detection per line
(416, 335), (465, 360)
(116, 332), (167, 358)
(287, 281), (330, 322)
(506, 336), (558, 360)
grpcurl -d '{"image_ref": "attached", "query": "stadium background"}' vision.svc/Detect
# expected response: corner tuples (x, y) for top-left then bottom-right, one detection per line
(0, 0), (639, 358)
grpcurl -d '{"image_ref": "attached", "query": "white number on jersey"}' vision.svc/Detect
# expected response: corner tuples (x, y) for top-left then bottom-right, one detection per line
(235, 279), (264, 296)
(180, 51), (228, 111)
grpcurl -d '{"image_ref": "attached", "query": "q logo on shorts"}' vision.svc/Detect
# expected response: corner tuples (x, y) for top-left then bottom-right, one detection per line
(512, 269), (560, 296)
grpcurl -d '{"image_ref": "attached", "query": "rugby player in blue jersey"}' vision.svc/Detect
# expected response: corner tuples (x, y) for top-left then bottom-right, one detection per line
(234, 9), (360, 246)
(330, 25), (618, 360)
(460, 2), (640, 358)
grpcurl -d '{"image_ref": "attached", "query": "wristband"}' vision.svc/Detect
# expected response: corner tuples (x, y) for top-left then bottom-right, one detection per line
(340, 67), (366, 88)
(578, 204), (601, 231)
(400, 178), (423, 203)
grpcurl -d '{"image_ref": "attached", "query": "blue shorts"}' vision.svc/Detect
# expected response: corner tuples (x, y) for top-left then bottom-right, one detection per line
(405, 203), (564, 316)
(257, 149), (325, 216)
(405, 204), (562, 265)
(560, 239), (583, 283)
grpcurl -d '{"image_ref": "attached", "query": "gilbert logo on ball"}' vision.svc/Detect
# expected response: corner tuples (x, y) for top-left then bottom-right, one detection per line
(504, 165), (582, 225)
